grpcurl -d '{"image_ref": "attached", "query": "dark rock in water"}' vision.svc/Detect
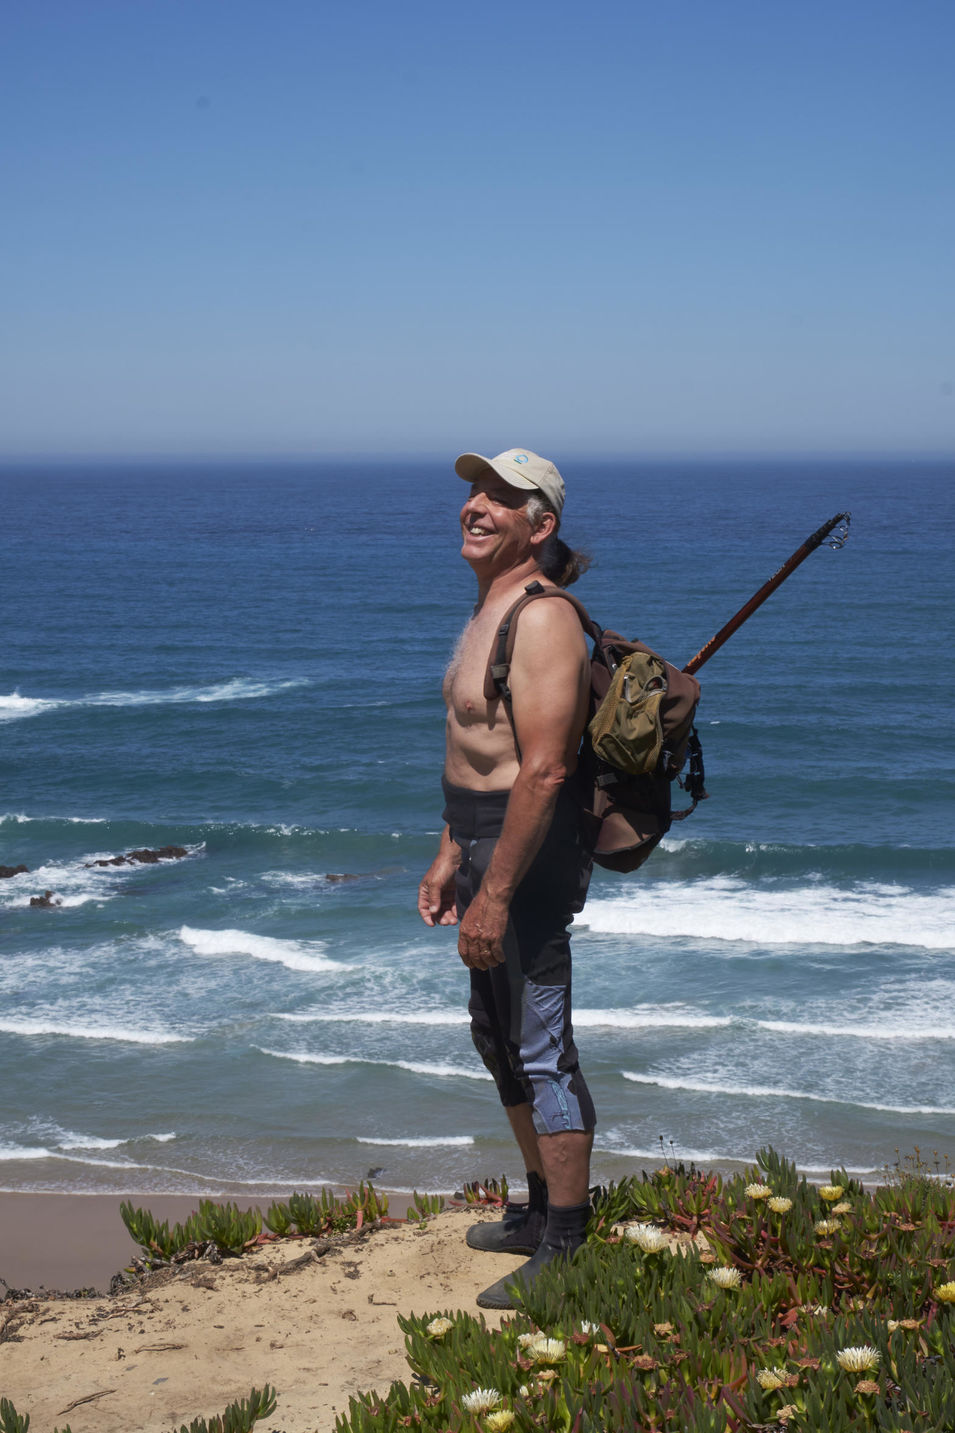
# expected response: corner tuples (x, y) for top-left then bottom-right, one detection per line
(30, 890), (61, 908)
(0, 864), (29, 878)
(126, 846), (189, 864)
(87, 845), (189, 868)
(365, 1167), (386, 1180)
(324, 873), (362, 883)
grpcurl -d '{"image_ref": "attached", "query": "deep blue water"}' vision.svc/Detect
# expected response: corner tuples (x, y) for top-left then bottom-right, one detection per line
(1, 458), (953, 1195)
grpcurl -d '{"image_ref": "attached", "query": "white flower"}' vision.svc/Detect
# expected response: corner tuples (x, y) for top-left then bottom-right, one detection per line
(706, 1266), (742, 1289)
(579, 1320), (601, 1336)
(624, 1223), (669, 1253)
(756, 1368), (788, 1391)
(517, 1332), (541, 1350)
(831, 1201), (852, 1215)
(531, 1337), (566, 1364)
(819, 1184), (845, 1202)
(768, 1196), (793, 1213)
(815, 1218), (841, 1236)
(485, 1414), (516, 1432)
(836, 1345), (880, 1373)
(461, 1388), (503, 1414)
(426, 1316), (454, 1338)
(745, 1183), (772, 1200)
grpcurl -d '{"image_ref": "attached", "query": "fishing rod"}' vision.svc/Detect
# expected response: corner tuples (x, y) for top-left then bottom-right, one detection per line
(682, 511), (851, 676)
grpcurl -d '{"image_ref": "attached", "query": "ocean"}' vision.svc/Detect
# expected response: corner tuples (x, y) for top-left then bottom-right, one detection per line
(1, 458), (953, 1197)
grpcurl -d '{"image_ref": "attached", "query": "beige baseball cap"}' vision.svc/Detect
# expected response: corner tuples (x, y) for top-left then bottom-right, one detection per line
(454, 447), (565, 518)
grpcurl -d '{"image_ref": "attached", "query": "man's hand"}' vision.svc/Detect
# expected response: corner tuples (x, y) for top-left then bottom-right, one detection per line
(458, 888), (508, 970)
(417, 855), (460, 927)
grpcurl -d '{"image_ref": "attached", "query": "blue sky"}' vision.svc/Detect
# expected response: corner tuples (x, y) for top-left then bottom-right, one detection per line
(2, 0), (953, 458)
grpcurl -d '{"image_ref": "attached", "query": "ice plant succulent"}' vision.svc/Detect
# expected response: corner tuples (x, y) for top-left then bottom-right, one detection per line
(836, 1346), (880, 1374)
(484, 1414), (516, 1432)
(819, 1184), (845, 1202)
(426, 1316), (454, 1338)
(815, 1218), (841, 1235)
(531, 1337), (566, 1365)
(706, 1266), (742, 1289)
(461, 1389), (503, 1414)
(623, 1222), (669, 1252)
(756, 1368), (788, 1391)
(935, 1280), (955, 1302)
(744, 1182), (772, 1199)
(767, 1196), (792, 1213)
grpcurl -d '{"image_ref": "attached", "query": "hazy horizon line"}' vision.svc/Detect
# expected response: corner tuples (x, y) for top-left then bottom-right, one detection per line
(1, 448), (953, 467)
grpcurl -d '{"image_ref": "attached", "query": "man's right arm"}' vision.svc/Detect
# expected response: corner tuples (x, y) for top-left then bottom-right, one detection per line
(417, 825), (462, 927)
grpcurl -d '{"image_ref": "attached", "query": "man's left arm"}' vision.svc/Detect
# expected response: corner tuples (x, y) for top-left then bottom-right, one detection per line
(457, 599), (589, 970)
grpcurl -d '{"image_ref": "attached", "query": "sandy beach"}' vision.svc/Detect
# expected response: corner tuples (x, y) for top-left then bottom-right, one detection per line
(0, 1191), (518, 1432)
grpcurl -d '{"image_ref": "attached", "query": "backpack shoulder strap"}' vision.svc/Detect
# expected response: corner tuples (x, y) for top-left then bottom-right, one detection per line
(483, 581), (601, 706)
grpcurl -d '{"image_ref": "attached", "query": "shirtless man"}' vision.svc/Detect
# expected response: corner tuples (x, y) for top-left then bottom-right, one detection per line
(417, 447), (595, 1310)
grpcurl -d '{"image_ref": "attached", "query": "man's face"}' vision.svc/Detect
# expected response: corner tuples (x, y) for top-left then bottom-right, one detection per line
(459, 473), (534, 573)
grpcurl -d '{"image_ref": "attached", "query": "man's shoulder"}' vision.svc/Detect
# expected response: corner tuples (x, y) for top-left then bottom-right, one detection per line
(510, 589), (590, 671)
(513, 587), (587, 637)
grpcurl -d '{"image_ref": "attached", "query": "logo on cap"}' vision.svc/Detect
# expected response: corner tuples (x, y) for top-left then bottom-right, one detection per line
(513, 454), (529, 464)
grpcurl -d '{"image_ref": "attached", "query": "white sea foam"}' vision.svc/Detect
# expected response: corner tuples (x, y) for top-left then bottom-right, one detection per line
(0, 677), (307, 722)
(272, 1006), (726, 1032)
(0, 1143), (56, 1161)
(257, 1048), (493, 1081)
(755, 1018), (955, 1041)
(0, 812), (107, 824)
(45, 1127), (174, 1149)
(580, 879), (955, 951)
(0, 1018), (186, 1045)
(0, 1141), (153, 1172)
(179, 926), (345, 973)
(356, 1136), (475, 1147)
(620, 1071), (955, 1116)
(275, 1010), (466, 1027)
(55, 1132), (126, 1150)
(277, 1007), (733, 1033)
(574, 1008), (734, 1031)
(595, 1137), (882, 1178)
(597, 1140), (729, 1166)
(0, 694), (61, 721)
(0, 846), (192, 911)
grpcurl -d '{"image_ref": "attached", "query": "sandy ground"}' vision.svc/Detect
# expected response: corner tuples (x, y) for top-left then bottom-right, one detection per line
(0, 1198), (520, 1433)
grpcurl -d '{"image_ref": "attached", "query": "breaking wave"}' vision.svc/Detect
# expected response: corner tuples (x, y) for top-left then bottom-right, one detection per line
(179, 926), (345, 974)
(581, 878), (955, 951)
(0, 677), (308, 722)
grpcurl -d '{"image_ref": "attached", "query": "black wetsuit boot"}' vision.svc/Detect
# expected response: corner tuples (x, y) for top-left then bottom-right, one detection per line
(475, 1197), (590, 1309)
(466, 1170), (548, 1255)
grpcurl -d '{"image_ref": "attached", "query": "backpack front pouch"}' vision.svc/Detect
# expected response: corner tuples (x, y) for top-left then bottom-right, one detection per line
(588, 651), (668, 776)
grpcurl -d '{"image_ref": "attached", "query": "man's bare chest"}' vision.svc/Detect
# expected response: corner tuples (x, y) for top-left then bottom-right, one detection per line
(443, 607), (507, 723)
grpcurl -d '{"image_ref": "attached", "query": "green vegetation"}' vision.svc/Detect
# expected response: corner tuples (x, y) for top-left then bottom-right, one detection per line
(265, 1182), (389, 1237)
(0, 1398), (33, 1433)
(0, 1388), (275, 1433)
(335, 1148), (955, 1432)
(174, 1384), (277, 1433)
(120, 1181), (397, 1265)
(120, 1199), (263, 1264)
(120, 1176), (514, 1266)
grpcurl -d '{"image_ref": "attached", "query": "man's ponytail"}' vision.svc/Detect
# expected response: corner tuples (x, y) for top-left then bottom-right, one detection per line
(527, 494), (590, 589)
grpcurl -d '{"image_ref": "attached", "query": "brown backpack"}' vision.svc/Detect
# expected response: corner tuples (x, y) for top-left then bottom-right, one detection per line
(484, 582), (707, 872)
